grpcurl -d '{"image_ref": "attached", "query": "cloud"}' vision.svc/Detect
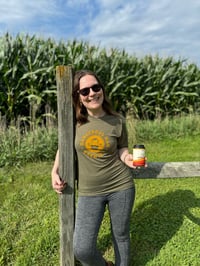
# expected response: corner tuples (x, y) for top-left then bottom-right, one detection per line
(87, 0), (200, 64)
(0, 0), (60, 23)
(0, 0), (77, 39)
(0, 0), (199, 65)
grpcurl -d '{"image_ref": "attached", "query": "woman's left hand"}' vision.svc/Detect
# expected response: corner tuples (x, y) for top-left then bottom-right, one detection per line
(124, 154), (148, 169)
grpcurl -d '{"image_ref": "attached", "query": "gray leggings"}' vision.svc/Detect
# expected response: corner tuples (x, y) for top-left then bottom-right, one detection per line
(73, 187), (135, 266)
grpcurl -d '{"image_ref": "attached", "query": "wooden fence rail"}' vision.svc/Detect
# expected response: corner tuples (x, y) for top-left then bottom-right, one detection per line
(133, 162), (200, 178)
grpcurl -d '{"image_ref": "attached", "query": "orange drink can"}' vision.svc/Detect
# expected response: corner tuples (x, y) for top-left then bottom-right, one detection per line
(133, 144), (145, 167)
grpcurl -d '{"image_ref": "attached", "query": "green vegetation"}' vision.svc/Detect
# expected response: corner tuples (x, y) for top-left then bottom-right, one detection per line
(0, 124), (57, 168)
(0, 114), (199, 168)
(0, 163), (59, 266)
(0, 32), (199, 265)
(101, 177), (200, 266)
(0, 115), (200, 265)
(129, 113), (200, 162)
(0, 33), (200, 123)
(0, 164), (200, 265)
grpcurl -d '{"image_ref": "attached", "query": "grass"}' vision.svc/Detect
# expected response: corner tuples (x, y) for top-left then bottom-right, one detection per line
(127, 114), (200, 162)
(0, 163), (199, 266)
(0, 126), (58, 168)
(134, 179), (200, 266)
(0, 114), (199, 168)
(1, 144), (200, 265)
(100, 177), (200, 266)
(0, 114), (200, 265)
(0, 162), (59, 266)
(145, 135), (200, 162)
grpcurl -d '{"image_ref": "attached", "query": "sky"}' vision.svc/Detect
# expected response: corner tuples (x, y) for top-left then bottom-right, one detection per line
(0, 0), (200, 66)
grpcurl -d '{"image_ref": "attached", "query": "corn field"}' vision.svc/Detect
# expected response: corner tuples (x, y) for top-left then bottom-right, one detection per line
(0, 33), (200, 125)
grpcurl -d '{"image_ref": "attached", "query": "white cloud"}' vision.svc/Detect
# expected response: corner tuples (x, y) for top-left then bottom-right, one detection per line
(0, 0), (199, 65)
(86, 0), (200, 65)
(0, 0), (60, 23)
(0, 0), (74, 38)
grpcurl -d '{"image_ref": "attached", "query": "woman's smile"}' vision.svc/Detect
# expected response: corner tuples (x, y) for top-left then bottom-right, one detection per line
(79, 75), (104, 116)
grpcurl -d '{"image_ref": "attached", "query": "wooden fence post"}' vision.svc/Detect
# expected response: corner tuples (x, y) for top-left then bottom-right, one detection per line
(56, 65), (75, 266)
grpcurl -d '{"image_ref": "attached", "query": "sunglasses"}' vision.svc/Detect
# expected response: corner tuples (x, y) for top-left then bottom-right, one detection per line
(78, 84), (102, 96)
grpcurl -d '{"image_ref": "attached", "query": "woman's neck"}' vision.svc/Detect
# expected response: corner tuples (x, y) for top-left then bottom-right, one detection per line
(87, 108), (106, 118)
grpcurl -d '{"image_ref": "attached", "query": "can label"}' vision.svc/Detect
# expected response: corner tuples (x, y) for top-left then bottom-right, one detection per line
(133, 144), (145, 166)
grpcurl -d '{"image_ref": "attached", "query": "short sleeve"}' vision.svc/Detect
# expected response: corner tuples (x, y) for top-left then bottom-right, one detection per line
(117, 116), (128, 148)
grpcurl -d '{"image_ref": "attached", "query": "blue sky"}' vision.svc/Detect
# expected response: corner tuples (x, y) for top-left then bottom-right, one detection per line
(0, 0), (200, 66)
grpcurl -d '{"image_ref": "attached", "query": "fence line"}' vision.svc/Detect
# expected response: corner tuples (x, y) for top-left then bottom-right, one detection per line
(133, 162), (200, 178)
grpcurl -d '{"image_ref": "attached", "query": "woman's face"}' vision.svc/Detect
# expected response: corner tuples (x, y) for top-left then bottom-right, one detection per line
(79, 74), (104, 115)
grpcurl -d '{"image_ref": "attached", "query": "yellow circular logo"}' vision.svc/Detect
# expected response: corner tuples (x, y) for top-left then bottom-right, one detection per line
(85, 135), (105, 153)
(80, 130), (110, 158)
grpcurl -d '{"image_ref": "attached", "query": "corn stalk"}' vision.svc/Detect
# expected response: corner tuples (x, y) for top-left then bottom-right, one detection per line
(0, 33), (199, 124)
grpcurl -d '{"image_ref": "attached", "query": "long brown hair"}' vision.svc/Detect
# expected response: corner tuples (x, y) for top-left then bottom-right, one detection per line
(73, 70), (116, 125)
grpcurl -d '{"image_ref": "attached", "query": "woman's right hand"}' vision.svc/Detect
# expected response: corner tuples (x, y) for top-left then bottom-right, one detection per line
(52, 172), (67, 194)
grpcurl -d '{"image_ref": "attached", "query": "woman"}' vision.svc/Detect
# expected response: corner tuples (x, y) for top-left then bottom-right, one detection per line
(52, 70), (137, 266)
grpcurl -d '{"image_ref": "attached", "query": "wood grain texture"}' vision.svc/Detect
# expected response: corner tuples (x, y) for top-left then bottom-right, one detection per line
(56, 65), (75, 266)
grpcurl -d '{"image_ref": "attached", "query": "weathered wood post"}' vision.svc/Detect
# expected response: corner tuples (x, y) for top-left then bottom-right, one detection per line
(56, 65), (75, 266)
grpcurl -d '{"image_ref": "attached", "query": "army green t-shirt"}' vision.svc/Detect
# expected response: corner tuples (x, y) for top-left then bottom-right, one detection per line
(75, 114), (134, 196)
